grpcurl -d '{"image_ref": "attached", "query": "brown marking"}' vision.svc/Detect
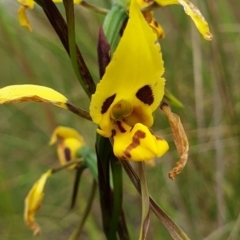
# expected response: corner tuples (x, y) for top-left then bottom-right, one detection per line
(153, 20), (158, 28)
(124, 130), (146, 159)
(112, 129), (116, 137)
(64, 147), (71, 162)
(116, 121), (126, 133)
(101, 94), (116, 114)
(136, 85), (154, 105)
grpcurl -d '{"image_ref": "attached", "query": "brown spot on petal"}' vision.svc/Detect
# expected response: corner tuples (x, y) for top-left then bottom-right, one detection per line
(153, 20), (158, 28)
(136, 85), (154, 105)
(116, 121), (126, 133)
(64, 147), (71, 162)
(101, 94), (116, 114)
(124, 130), (146, 159)
(112, 129), (116, 137)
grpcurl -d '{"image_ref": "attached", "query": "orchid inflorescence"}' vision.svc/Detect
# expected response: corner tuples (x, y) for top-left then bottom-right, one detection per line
(0, 0), (212, 238)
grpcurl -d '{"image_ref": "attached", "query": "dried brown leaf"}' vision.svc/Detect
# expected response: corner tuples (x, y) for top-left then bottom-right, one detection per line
(160, 103), (189, 180)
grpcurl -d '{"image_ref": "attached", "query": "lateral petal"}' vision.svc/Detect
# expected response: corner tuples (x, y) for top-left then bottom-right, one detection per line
(0, 84), (69, 109)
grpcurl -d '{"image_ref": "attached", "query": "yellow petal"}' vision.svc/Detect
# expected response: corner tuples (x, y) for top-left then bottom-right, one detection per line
(154, 0), (178, 6)
(154, 0), (212, 40)
(52, 0), (82, 3)
(113, 121), (169, 161)
(0, 84), (69, 109)
(49, 126), (85, 145)
(57, 138), (83, 168)
(24, 170), (52, 235)
(178, 0), (213, 40)
(49, 126), (85, 169)
(73, 0), (82, 3)
(90, 0), (165, 132)
(18, 6), (32, 31)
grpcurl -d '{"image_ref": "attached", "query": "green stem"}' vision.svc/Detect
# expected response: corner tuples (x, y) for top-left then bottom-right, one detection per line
(70, 166), (87, 210)
(63, 0), (96, 97)
(138, 162), (150, 240)
(51, 158), (83, 174)
(66, 101), (92, 121)
(108, 155), (124, 239)
(69, 180), (97, 240)
(80, 1), (109, 14)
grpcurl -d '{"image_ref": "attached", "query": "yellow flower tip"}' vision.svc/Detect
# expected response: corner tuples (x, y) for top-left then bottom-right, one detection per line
(18, 6), (33, 31)
(53, 0), (82, 3)
(24, 170), (52, 235)
(113, 122), (169, 161)
(49, 126), (84, 146)
(73, 0), (83, 3)
(178, 0), (213, 41)
(155, 0), (179, 7)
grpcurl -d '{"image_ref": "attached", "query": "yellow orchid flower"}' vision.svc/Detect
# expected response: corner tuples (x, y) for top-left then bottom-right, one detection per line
(49, 126), (85, 168)
(90, 0), (169, 162)
(24, 170), (52, 235)
(17, 0), (82, 31)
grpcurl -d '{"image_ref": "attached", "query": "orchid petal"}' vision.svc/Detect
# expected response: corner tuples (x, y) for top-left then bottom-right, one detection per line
(18, 5), (32, 31)
(113, 122), (169, 161)
(50, 126), (85, 168)
(155, 0), (213, 40)
(49, 126), (84, 145)
(0, 84), (69, 109)
(24, 170), (52, 235)
(178, 0), (213, 40)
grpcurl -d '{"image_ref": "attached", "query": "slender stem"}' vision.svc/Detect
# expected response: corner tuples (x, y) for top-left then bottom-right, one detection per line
(70, 166), (87, 210)
(120, 160), (190, 240)
(66, 101), (92, 121)
(138, 162), (150, 240)
(80, 1), (109, 14)
(69, 180), (97, 240)
(51, 158), (83, 174)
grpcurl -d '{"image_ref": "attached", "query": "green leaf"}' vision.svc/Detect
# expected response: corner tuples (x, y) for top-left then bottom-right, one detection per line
(138, 162), (150, 240)
(164, 89), (184, 108)
(103, 1), (128, 52)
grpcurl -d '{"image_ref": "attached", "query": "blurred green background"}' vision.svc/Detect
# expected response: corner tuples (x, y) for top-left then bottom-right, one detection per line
(0, 0), (239, 239)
